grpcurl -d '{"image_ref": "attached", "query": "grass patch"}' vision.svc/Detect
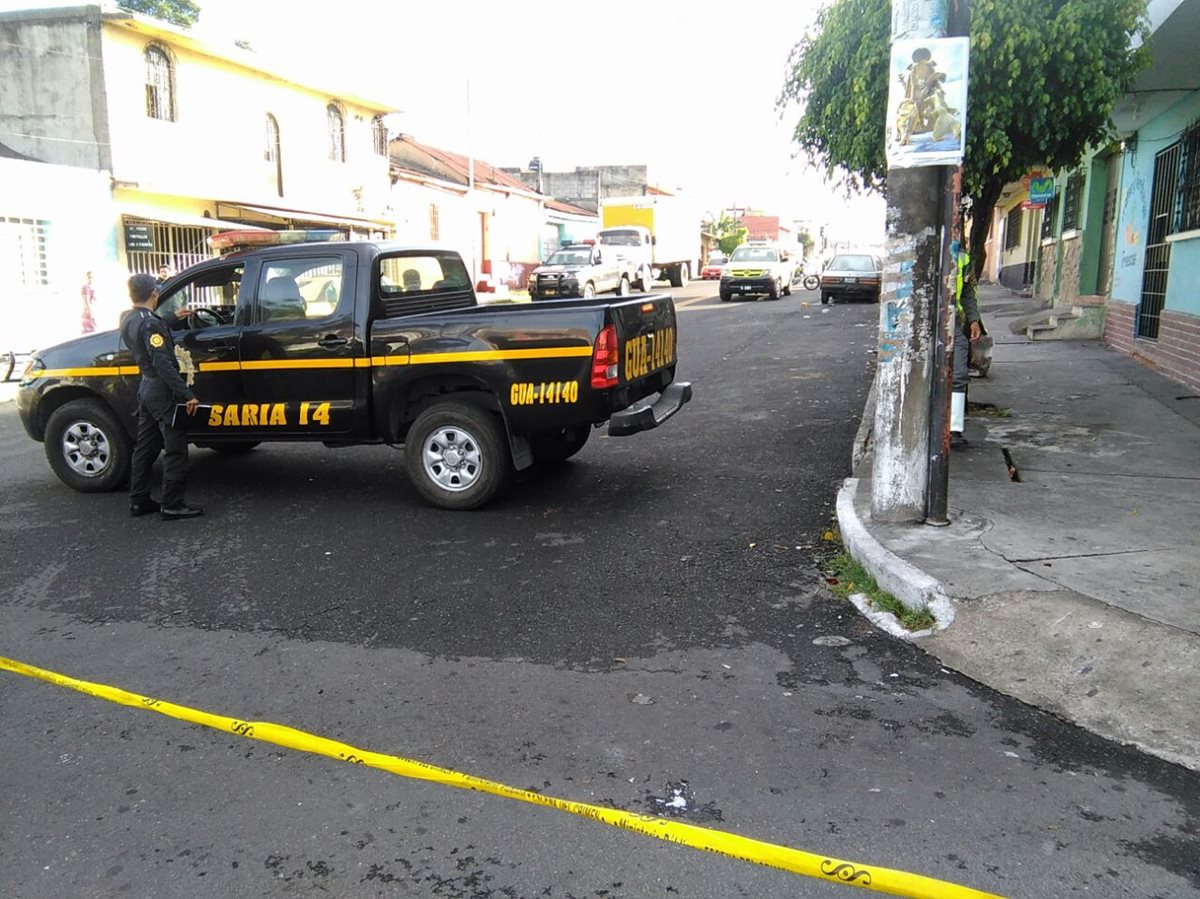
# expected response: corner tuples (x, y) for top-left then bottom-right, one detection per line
(967, 401), (1012, 418)
(824, 551), (936, 632)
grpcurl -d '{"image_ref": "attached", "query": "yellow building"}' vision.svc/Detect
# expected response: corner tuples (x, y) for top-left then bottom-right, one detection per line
(0, 4), (396, 276)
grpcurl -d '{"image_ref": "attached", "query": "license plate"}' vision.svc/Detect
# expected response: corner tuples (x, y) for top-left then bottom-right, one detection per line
(544, 288), (557, 296)
(741, 285), (754, 292)
(846, 277), (857, 284)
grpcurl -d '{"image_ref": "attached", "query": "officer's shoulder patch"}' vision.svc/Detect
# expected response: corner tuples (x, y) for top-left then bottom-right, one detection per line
(149, 333), (165, 348)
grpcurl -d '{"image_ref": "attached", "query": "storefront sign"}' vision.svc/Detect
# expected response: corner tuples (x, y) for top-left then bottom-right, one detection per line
(1028, 176), (1055, 206)
(123, 223), (154, 252)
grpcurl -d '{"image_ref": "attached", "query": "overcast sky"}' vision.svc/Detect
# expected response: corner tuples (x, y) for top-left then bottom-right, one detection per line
(3, 0), (886, 246)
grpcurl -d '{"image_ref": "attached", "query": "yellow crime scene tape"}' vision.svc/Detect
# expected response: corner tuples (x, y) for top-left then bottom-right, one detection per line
(0, 654), (1004, 898)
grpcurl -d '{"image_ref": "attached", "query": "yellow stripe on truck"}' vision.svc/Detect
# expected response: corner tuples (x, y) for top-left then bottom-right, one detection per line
(28, 346), (596, 379)
(0, 654), (1004, 899)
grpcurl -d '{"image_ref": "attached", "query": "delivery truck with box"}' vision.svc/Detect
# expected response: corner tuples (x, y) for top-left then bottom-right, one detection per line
(598, 196), (701, 290)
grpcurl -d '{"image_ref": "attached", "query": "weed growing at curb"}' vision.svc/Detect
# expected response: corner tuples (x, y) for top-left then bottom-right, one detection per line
(968, 401), (1012, 418)
(824, 551), (936, 632)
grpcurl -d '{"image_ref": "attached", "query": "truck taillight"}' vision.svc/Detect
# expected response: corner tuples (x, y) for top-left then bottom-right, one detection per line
(591, 325), (620, 389)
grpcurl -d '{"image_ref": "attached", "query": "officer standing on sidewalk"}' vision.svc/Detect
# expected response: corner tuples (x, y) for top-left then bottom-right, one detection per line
(950, 236), (983, 448)
(119, 273), (204, 520)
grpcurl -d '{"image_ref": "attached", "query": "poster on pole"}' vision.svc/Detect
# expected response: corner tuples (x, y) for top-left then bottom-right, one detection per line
(885, 37), (969, 169)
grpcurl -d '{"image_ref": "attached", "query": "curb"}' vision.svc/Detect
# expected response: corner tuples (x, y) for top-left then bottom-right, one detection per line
(851, 374), (876, 474)
(835, 477), (955, 631)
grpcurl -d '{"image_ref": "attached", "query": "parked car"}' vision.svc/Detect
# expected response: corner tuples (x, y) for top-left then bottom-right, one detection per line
(819, 253), (883, 304)
(700, 254), (727, 280)
(719, 245), (794, 301)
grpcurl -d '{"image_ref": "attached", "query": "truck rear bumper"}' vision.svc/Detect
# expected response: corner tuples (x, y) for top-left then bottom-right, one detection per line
(607, 381), (692, 437)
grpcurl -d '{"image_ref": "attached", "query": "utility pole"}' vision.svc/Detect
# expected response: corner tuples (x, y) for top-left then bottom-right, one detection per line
(872, 0), (951, 522)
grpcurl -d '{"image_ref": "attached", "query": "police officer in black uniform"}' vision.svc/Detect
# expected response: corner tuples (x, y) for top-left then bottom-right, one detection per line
(120, 273), (204, 520)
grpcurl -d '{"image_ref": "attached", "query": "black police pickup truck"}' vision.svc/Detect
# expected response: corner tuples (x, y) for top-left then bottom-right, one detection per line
(16, 232), (691, 509)
(528, 243), (634, 302)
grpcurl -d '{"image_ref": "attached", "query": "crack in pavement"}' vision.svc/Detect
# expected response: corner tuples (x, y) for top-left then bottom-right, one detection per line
(1008, 546), (1187, 564)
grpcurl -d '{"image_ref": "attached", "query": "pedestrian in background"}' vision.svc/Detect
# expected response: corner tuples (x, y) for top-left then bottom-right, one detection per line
(157, 263), (175, 284)
(80, 271), (97, 334)
(120, 273), (204, 521)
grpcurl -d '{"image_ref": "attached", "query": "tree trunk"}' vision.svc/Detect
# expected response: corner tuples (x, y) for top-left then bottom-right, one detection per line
(969, 176), (1005, 283)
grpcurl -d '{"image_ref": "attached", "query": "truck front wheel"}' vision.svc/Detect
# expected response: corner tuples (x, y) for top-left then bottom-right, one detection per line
(44, 398), (131, 493)
(405, 401), (510, 510)
(583, 282), (596, 299)
(638, 268), (654, 292)
(616, 275), (631, 297)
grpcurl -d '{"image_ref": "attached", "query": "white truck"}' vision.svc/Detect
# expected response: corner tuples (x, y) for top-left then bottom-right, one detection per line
(598, 196), (701, 291)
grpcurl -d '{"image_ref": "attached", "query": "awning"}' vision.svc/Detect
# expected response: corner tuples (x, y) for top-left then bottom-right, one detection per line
(220, 202), (394, 229)
(120, 205), (266, 231)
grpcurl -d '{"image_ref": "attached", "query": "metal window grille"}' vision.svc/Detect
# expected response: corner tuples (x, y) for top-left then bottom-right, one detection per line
(124, 220), (214, 292)
(144, 45), (175, 121)
(1137, 143), (1182, 340)
(1061, 172), (1082, 232)
(372, 116), (388, 156)
(429, 204), (440, 241)
(1041, 193), (1059, 239)
(1004, 206), (1022, 251)
(264, 114), (279, 162)
(327, 104), (345, 162)
(0, 217), (50, 287)
(1179, 120), (1200, 234)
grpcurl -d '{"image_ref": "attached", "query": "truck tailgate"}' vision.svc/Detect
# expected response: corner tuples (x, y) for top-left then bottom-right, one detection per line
(608, 294), (677, 385)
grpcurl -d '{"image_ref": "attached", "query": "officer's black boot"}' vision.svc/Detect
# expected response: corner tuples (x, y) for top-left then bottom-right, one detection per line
(130, 497), (161, 517)
(160, 481), (203, 520)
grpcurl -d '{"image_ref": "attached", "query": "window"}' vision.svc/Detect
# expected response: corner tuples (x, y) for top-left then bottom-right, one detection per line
(1004, 206), (1023, 251)
(1061, 171), (1083, 233)
(0, 217), (49, 287)
(429, 203), (440, 241)
(372, 115), (388, 156)
(155, 263), (245, 329)
(1041, 192), (1059, 240)
(264, 114), (279, 163)
(327, 103), (345, 162)
(378, 253), (474, 317)
(257, 257), (344, 323)
(1179, 120), (1200, 234)
(123, 219), (212, 282)
(144, 44), (175, 121)
(264, 114), (283, 197)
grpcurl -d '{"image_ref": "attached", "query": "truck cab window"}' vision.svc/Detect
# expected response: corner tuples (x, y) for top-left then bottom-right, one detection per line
(256, 257), (345, 323)
(157, 263), (244, 330)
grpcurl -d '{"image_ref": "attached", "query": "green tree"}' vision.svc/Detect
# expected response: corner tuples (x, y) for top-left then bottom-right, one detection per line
(779, 0), (1149, 277)
(117, 0), (200, 28)
(796, 228), (815, 261)
(705, 212), (749, 256)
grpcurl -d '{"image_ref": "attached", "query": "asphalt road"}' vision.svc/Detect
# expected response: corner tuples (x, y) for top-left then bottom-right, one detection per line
(1, 282), (1197, 899)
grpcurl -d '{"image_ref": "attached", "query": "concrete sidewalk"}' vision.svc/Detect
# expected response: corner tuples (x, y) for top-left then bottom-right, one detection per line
(840, 283), (1200, 771)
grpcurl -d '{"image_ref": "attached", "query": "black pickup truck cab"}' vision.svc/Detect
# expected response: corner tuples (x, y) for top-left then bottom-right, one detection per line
(528, 243), (633, 301)
(17, 234), (691, 509)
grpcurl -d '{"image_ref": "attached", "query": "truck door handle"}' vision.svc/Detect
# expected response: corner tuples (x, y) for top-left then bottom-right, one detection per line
(317, 335), (348, 349)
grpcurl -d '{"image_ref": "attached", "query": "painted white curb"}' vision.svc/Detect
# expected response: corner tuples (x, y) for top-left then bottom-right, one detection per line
(835, 477), (955, 631)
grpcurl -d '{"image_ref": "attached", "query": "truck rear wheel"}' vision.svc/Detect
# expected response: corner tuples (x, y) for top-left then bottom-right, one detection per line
(44, 398), (130, 493)
(670, 263), (690, 288)
(405, 401), (510, 510)
(529, 426), (590, 465)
